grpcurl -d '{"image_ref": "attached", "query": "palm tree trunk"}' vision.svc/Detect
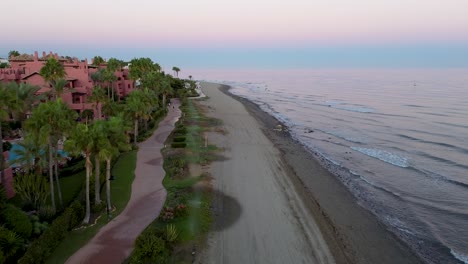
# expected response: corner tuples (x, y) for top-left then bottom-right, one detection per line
(106, 158), (111, 212)
(54, 142), (63, 208)
(163, 94), (166, 110)
(48, 137), (56, 211)
(111, 82), (114, 101)
(95, 155), (101, 204)
(134, 118), (138, 143)
(0, 121), (5, 188)
(83, 155), (91, 224)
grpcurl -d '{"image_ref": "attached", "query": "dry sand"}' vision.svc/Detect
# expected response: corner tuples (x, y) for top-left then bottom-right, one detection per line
(65, 99), (181, 264)
(197, 83), (422, 264)
(197, 83), (335, 264)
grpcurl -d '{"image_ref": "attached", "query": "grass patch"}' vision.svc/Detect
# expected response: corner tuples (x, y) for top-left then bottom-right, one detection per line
(56, 171), (85, 207)
(45, 151), (137, 264)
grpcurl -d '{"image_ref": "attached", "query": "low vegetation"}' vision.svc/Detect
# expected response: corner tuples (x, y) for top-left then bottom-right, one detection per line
(128, 98), (221, 263)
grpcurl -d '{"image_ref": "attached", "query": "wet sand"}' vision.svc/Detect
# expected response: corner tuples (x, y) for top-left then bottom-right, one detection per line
(198, 83), (422, 264)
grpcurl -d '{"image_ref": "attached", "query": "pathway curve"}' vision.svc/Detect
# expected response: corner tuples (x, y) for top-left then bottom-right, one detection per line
(66, 99), (181, 264)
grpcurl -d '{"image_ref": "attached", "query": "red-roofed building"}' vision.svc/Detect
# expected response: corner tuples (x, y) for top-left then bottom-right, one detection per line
(0, 51), (135, 117)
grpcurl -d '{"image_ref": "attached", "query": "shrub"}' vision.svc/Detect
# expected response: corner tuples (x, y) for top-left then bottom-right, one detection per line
(130, 229), (169, 264)
(1, 205), (32, 238)
(2, 141), (12, 152)
(37, 206), (56, 222)
(171, 142), (186, 148)
(18, 201), (84, 264)
(160, 207), (174, 222)
(165, 224), (179, 243)
(92, 202), (106, 214)
(0, 226), (23, 260)
(174, 127), (186, 134)
(174, 204), (188, 218)
(14, 174), (49, 210)
(172, 136), (186, 143)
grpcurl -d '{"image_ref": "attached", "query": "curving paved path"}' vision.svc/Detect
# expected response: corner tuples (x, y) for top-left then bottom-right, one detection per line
(66, 99), (181, 264)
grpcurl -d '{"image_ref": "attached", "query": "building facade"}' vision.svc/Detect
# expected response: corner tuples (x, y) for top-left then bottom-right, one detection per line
(0, 51), (135, 117)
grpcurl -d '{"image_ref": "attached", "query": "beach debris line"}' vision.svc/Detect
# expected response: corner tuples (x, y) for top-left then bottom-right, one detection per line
(274, 124), (288, 132)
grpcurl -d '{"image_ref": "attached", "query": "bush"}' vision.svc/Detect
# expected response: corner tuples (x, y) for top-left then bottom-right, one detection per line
(68, 201), (85, 228)
(2, 141), (12, 152)
(37, 206), (56, 222)
(18, 201), (84, 264)
(130, 228), (170, 264)
(174, 204), (188, 218)
(92, 202), (106, 214)
(172, 136), (186, 143)
(0, 205), (32, 238)
(171, 142), (186, 148)
(165, 224), (179, 243)
(14, 174), (49, 210)
(0, 226), (23, 260)
(174, 127), (186, 135)
(160, 207), (175, 222)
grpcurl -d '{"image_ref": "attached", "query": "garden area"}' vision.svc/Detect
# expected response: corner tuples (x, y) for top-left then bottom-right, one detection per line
(127, 98), (222, 263)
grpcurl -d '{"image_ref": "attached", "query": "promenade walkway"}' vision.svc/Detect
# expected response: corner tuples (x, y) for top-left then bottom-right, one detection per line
(66, 99), (181, 264)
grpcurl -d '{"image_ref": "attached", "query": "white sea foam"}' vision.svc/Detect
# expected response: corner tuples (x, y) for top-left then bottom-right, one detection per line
(351, 147), (409, 168)
(451, 249), (468, 264)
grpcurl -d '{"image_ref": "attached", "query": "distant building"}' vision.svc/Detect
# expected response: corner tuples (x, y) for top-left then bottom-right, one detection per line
(0, 51), (135, 116)
(0, 58), (8, 64)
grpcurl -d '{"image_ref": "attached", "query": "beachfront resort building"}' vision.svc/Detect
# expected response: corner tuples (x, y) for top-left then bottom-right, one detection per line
(0, 51), (135, 117)
(1, 51), (136, 197)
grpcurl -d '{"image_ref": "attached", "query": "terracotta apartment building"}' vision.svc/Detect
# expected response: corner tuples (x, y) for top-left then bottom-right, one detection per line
(0, 51), (135, 116)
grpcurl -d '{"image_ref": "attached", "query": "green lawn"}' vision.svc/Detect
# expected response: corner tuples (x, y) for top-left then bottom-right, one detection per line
(56, 171), (85, 208)
(45, 150), (137, 264)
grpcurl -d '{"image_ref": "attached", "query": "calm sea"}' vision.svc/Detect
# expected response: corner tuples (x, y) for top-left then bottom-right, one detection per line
(190, 69), (468, 264)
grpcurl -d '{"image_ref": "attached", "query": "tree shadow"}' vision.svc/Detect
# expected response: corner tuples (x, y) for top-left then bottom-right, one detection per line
(210, 189), (242, 232)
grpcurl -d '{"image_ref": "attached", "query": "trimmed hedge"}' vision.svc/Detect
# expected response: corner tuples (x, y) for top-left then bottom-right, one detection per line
(174, 127), (187, 134)
(1, 205), (32, 238)
(18, 201), (84, 264)
(172, 136), (186, 143)
(170, 143), (186, 148)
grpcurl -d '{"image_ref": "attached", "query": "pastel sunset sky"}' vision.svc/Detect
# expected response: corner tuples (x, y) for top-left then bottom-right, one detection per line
(1, 0), (468, 68)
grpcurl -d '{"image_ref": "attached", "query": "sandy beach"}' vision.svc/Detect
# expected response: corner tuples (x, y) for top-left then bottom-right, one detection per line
(197, 83), (422, 264)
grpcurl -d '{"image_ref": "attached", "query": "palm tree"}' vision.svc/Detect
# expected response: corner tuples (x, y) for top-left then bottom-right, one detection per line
(0, 83), (17, 187)
(10, 135), (47, 175)
(172, 66), (180, 77)
(80, 109), (94, 124)
(92, 56), (105, 67)
(65, 123), (95, 224)
(125, 89), (154, 143)
(101, 115), (130, 213)
(8, 50), (20, 58)
(49, 78), (69, 100)
(39, 57), (66, 90)
(102, 69), (117, 100)
(189, 75), (193, 80)
(160, 78), (173, 109)
(25, 99), (77, 210)
(88, 86), (108, 120)
(129, 58), (158, 88)
(5, 82), (41, 126)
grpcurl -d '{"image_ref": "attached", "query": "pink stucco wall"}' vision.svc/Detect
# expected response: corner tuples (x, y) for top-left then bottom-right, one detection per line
(0, 51), (135, 115)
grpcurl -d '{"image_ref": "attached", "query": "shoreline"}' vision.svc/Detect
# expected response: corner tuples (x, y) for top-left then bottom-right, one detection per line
(218, 84), (423, 264)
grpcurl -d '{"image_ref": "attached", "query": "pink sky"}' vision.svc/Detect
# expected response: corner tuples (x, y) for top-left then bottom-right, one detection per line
(2, 0), (468, 48)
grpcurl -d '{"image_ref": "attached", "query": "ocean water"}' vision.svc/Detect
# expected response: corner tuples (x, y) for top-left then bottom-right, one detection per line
(190, 69), (468, 264)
